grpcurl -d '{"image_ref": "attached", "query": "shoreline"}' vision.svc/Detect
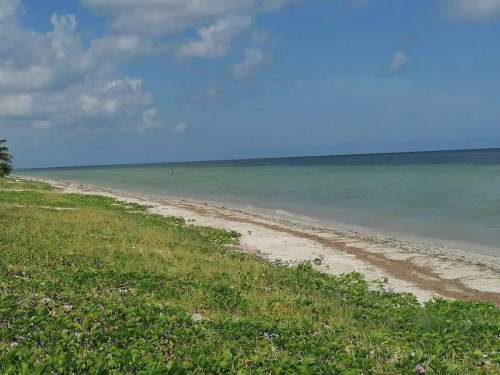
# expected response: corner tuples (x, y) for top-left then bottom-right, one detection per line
(21, 176), (500, 305)
(161, 194), (500, 259)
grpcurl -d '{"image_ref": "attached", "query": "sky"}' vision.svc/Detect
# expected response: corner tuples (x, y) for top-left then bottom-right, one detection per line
(1, 0), (500, 168)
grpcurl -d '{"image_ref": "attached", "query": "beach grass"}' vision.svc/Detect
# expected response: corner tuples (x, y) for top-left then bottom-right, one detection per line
(0, 178), (499, 374)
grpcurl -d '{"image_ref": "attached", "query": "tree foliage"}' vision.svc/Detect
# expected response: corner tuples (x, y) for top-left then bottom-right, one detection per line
(0, 139), (12, 177)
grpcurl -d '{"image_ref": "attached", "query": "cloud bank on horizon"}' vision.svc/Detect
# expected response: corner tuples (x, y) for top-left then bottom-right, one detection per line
(1, 0), (500, 167)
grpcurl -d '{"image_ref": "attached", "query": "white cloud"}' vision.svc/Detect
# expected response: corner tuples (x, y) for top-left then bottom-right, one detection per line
(250, 30), (271, 45)
(0, 94), (32, 117)
(233, 48), (268, 79)
(204, 86), (224, 100)
(443, 0), (500, 21)
(0, 1), (158, 133)
(88, 35), (157, 66)
(0, 0), (20, 22)
(80, 0), (303, 84)
(82, 0), (292, 36)
(80, 95), (121, 115)
(178, 15), (252, 58)
(0, 63), (54, 91)
(139, 110), (190, 134)
(139, 108), (163, 131)
(104, 77), (143, 92)
(81, 0), (298, 64)
(389, 51), (409, 72)
(51, 13), (78, 33)
(2, 0), (301, 138)
(172, 122), (191, 134)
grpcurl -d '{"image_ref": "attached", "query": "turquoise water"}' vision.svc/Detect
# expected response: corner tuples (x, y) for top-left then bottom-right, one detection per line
(19, 149), (500, 256)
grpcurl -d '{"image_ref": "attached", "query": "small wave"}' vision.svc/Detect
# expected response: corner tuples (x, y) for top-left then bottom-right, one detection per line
(274, 209), (316, 222)
(274, 209), (294, 216)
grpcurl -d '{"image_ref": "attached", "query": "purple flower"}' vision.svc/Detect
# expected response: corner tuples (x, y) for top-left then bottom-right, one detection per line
(415, 365), (426, 374)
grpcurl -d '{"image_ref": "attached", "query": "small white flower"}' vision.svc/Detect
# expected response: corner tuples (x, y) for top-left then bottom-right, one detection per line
(191, 313), (204, 322)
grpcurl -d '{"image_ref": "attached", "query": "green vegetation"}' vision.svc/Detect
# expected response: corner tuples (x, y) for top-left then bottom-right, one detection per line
(0, 140), (12, 177)
(0, 178), (499, 374)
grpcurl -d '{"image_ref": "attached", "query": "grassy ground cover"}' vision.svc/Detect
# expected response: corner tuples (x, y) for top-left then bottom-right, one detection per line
(0, 177), (498, 374)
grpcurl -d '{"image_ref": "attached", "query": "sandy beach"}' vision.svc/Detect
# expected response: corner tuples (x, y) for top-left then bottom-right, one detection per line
(24, 177), (500, 305)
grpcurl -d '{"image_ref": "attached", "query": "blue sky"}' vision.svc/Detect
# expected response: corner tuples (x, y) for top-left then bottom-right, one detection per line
(1, 0), (500, 168)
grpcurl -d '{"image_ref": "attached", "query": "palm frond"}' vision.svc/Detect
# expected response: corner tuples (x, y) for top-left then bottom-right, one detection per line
(0, 154), (11, 162)
(0, 140), (11, 163)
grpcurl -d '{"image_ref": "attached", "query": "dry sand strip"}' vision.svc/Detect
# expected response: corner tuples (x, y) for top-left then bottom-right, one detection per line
(24, 177), (500, 305)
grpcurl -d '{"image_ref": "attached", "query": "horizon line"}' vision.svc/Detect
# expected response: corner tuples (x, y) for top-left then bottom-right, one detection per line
(16, 146), (500, 171)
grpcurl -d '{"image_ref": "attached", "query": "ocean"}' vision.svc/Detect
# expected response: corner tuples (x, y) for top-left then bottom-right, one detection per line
(19, 148), (500, 256)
